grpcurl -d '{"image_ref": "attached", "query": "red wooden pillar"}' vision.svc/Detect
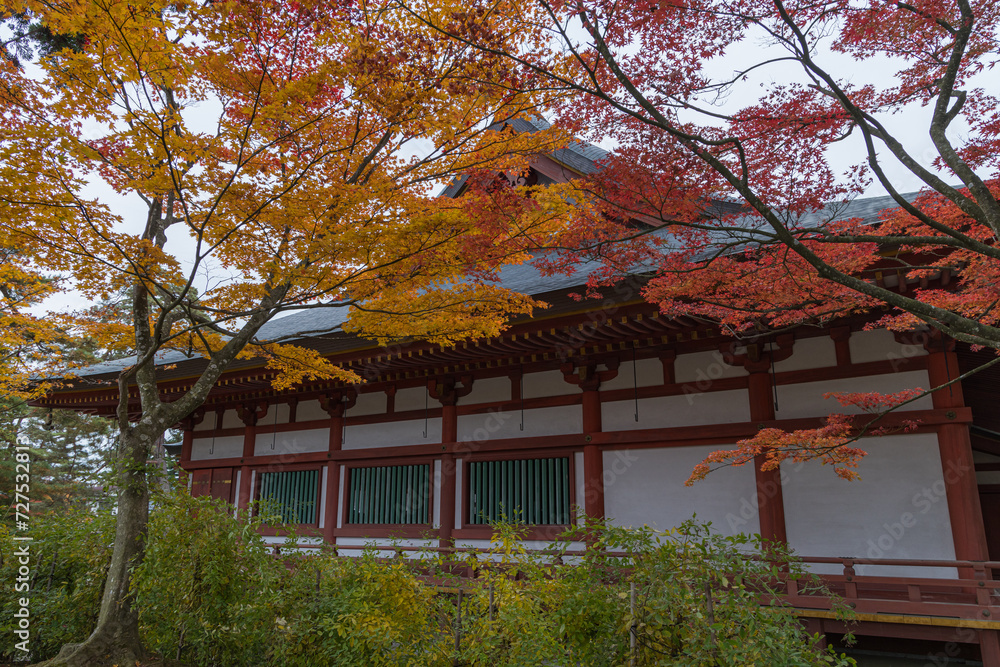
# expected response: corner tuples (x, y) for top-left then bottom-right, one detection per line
(926, 339), (989, 561)
(429, 377), (471, 548)
(236, 402), (266, 511)
(582, 389), (604, 521)
(319, 391), (355, 544)
(981, 629), (1000, 667)
(439, 403), (458, 544)
(324, 413), (343, 544)
(748, 371), (787, 545)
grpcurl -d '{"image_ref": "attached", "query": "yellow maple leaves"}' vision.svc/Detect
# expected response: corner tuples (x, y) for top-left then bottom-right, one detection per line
(0, 0), (579, 399)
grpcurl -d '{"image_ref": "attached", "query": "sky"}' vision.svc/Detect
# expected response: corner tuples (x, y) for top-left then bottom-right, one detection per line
(27, 11), (1000, 319)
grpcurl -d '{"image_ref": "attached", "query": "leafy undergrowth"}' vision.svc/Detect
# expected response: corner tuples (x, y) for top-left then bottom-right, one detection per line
(2, 492), (856, 666)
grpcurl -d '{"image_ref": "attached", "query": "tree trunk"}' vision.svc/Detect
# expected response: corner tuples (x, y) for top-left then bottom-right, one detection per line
(39, 426), (154, 667)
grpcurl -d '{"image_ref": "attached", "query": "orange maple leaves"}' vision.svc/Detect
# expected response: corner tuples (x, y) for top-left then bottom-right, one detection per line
(687, 389), (925, 485)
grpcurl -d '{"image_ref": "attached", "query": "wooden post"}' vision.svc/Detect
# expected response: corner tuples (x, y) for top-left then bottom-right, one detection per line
(237, 402), (265, 510)
(324, 416), (342, 545)
(430, 377), (471, 549)
(319, 391), (354, 545)
(440, 452), (456, 545)
(926, 339), (989, 561)
(582, 390), (604, 521)
(981, 629), (1000, 667)
(748, 371), (787, 545)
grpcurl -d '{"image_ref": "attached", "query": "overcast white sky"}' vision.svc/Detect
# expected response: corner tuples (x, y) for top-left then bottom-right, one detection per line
(30, 19), (1000, 319)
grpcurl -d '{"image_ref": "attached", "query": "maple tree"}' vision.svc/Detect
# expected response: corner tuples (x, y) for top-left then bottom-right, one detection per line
(405, 0), (1000, 477)
(0, 0), (582, 663)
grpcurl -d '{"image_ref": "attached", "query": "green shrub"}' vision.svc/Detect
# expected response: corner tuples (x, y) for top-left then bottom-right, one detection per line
(0, 505), (114, 662)
(272, 550), (450, 666)
(5, 493), (856, 666)
(133, 492), (282, 666)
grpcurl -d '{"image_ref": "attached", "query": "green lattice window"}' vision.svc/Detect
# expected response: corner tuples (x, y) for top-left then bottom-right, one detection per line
(347, 464), (431, 524)
(467, 457), (571, 525)
(257, 469), (319, 525)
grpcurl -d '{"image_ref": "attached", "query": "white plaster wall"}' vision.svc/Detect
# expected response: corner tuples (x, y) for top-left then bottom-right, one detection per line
(343, 418), (441, 449)
(262, 535), (324, 548)
(190, 435), (244, 460)
(253, 428), (328, 456)
(674, 350), (748, 385)
(781, 433), (956, 578)
(773, 336), (837, 372)
(774, 370), (933, 420)
(194, 413), (215, 431)
(296, 399), (329, 423)
(337, 466), (345, 528)
(601, 357), (664, 391)
(463, 376), (512, 405)
(318, 466), (329, 529)
(457, 405), (582, 442)
(850, 328), (927, 364)
(523, 370), (571, 399)
(433, 460), (442, 529)
(602, 389), (750, 432)
(348, 391), (387, 417)
(395, 386), (442, 412)
(268, 403), (292, 425)
(455, 458), (464, 530)
(602, 445), (760, 537)
(221, 409), (242, 429)
(334, 537), (441, 559)
(455, 539), (586, 562)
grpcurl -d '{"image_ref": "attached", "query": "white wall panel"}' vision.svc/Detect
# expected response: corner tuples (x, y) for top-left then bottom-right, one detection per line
(296, 399), (329, 423)
(194, 413), (215, 431)
(850, 328), (927, 364)
(674, 350), (748, 384)
(395, 386), (442, 412)
(334, 537), (438, 559)
(348, 391), (387, 417)
(523, 370), (571, 399)
(343, 418), (440, 449)
(602, 446), (760, 537)
(253, 428), (328, 457)
(773, 336), (837, 372)
(190, 435), (244, 460)
(601, 357), (664, 391)
(774, 370), (932, 420)
(457, 405), (581, 442)
(221, 409), (242, 429)
(433, 460), (442, 528)
(602, 389), (750, 432)
(463, 376), (512, 405)
(782, 433), (956, 578)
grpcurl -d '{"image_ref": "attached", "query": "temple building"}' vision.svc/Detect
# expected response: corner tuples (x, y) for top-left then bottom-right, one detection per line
(36, 131), (1000, 663)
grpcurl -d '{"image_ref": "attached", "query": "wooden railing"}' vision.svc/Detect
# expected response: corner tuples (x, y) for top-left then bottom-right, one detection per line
(275, 542), (1000, 622)
(786, 556), (1000, 622)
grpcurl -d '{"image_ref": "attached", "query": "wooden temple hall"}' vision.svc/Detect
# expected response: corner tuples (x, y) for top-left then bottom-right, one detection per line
(36, 130), (1000, 662)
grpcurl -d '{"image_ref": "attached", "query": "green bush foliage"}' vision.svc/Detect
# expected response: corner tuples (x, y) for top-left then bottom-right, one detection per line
(3, 492), (856, 666)
(0, 505), (114, 661)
